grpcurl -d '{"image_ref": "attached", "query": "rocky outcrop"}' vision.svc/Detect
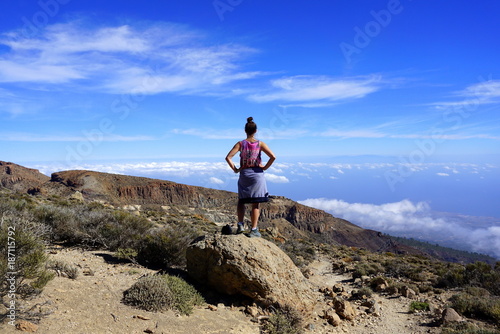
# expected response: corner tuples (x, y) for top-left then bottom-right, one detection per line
(0, 161), (50, 193)
(186, 234), (318, 317)
(441, 308), (463, 324)
(49, 170), (236, 208)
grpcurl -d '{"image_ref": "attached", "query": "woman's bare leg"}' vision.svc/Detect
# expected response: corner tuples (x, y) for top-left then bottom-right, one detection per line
(237, 201), (245, 223)
(250, 203), (260, 229)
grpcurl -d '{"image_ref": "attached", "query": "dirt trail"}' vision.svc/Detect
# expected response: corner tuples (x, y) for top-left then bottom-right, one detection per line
(305, 257), (438, 334)
(1, 250), (440, 334)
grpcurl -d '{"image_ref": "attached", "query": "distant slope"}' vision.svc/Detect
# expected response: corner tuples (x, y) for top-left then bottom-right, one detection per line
(390, 235), (498, 264)
(0, 161), (50, 193)
(0, 161), (423, 256)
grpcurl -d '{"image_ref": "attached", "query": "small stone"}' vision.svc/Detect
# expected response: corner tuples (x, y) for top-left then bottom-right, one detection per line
(133, 315), (151, 320)
(441, 308), (463, 324)
(83, 267), (94, 276)
(332, 284), (344, 293)
(245, 305), (259, 317)
(16, 320), (38, 332)
(333, 297), (357, 320)
(322, 308), (342, 327)
(401, 286), (417, 299)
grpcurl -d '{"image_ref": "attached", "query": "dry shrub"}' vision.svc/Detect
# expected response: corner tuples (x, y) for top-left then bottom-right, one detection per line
(122, 274), (204, 315)
(262, 304), (304, 334)
(0, 216), (54, 298)
(449, 290), (500, 323)
(46, 259), (79, 279)
(137, 222), (199, 269)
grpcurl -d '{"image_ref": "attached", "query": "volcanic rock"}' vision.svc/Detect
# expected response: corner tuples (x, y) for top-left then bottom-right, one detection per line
(186, 234), (318, 317)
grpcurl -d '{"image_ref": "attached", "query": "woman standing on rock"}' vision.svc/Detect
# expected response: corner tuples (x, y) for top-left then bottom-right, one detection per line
(225, 117), (276, 237)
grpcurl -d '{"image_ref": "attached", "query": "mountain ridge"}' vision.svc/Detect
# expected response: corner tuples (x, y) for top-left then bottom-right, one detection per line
(0, 160), (432, 256)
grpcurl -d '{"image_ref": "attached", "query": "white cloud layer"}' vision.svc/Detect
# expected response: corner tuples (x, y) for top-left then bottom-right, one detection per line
(0, 20), (392, 106)
(0, 21), (260, 95)
(265, 173), (290, 183)
(209, 177), (224, 185)
(249, 75), (381, 103)
(299, 198), (500, 259)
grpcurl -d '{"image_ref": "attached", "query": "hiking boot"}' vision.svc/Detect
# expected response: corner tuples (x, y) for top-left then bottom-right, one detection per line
(236, 223), (245, 234)
(248, 229), (261, 238)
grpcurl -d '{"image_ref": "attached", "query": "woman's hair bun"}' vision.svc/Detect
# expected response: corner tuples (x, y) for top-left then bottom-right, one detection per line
(247, 117), (254, 123)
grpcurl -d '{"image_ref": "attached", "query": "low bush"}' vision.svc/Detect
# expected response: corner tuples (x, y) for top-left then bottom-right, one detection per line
(262, 304), (304, 334)
(409, 301), (429, 313)
(122, 274), (204, 315)
(449, 291), (500, 323)
(98, 210), (153, 250)
(115, 248), (138, 263)
(0, 216), (54, 298)
(351, 287), (373, 300)
(279, 239), (316, 268)
(46, 259), (79, 279)
(441, 321), (499, 334)
(33, 204), (153, 250)
(352, 262), (384, 279)
(137, 223), (199, 268)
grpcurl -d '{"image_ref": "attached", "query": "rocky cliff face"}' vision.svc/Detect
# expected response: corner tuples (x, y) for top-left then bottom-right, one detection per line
(0, 161), (50, 194)
(50, 170), (236, 207)
(0, 161), (416, 254)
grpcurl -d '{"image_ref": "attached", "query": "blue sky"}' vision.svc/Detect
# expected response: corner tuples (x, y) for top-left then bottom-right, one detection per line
(1, 1), (500, 257)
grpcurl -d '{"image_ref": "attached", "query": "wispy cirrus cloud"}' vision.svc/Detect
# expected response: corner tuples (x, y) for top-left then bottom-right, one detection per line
(319, 129), (387, 139)
(171, 128), (242, 140)
(248, 75), (382, 104)
(0, 132), (154, 142)
(172, 127), (310, 140)
(172, 122), (500, 142)
(318, 123), (500, 141)
(1, 20), (393, 106)
(0, 21), (262, 95)
(430, 79), (500, 109)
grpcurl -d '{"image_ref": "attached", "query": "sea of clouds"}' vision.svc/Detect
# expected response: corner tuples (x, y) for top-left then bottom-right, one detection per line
(299, 198), (500, 259)
(33, 159), (500, 259)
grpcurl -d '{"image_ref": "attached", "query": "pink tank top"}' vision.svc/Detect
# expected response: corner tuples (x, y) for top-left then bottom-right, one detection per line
(240, 140), (261, 168)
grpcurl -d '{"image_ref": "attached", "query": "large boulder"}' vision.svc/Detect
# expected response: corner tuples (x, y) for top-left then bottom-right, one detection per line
(186, 234), (317, 316)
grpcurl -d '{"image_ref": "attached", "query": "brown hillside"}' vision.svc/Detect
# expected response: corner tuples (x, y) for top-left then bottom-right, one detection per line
(45, 169), (417, 254)
(0, 162), (418, 255)
(0, 160), (50, 194)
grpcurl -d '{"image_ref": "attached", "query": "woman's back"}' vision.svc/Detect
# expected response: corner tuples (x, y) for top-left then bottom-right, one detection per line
(240, 139), (261, 168)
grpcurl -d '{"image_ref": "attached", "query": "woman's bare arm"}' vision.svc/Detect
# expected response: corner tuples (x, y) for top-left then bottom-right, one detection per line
(225, 141), (241, 173)
(259, 141), (276, 171)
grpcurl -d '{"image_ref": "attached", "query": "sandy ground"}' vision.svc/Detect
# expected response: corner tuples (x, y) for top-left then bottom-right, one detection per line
(1, 248), (441, 334)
